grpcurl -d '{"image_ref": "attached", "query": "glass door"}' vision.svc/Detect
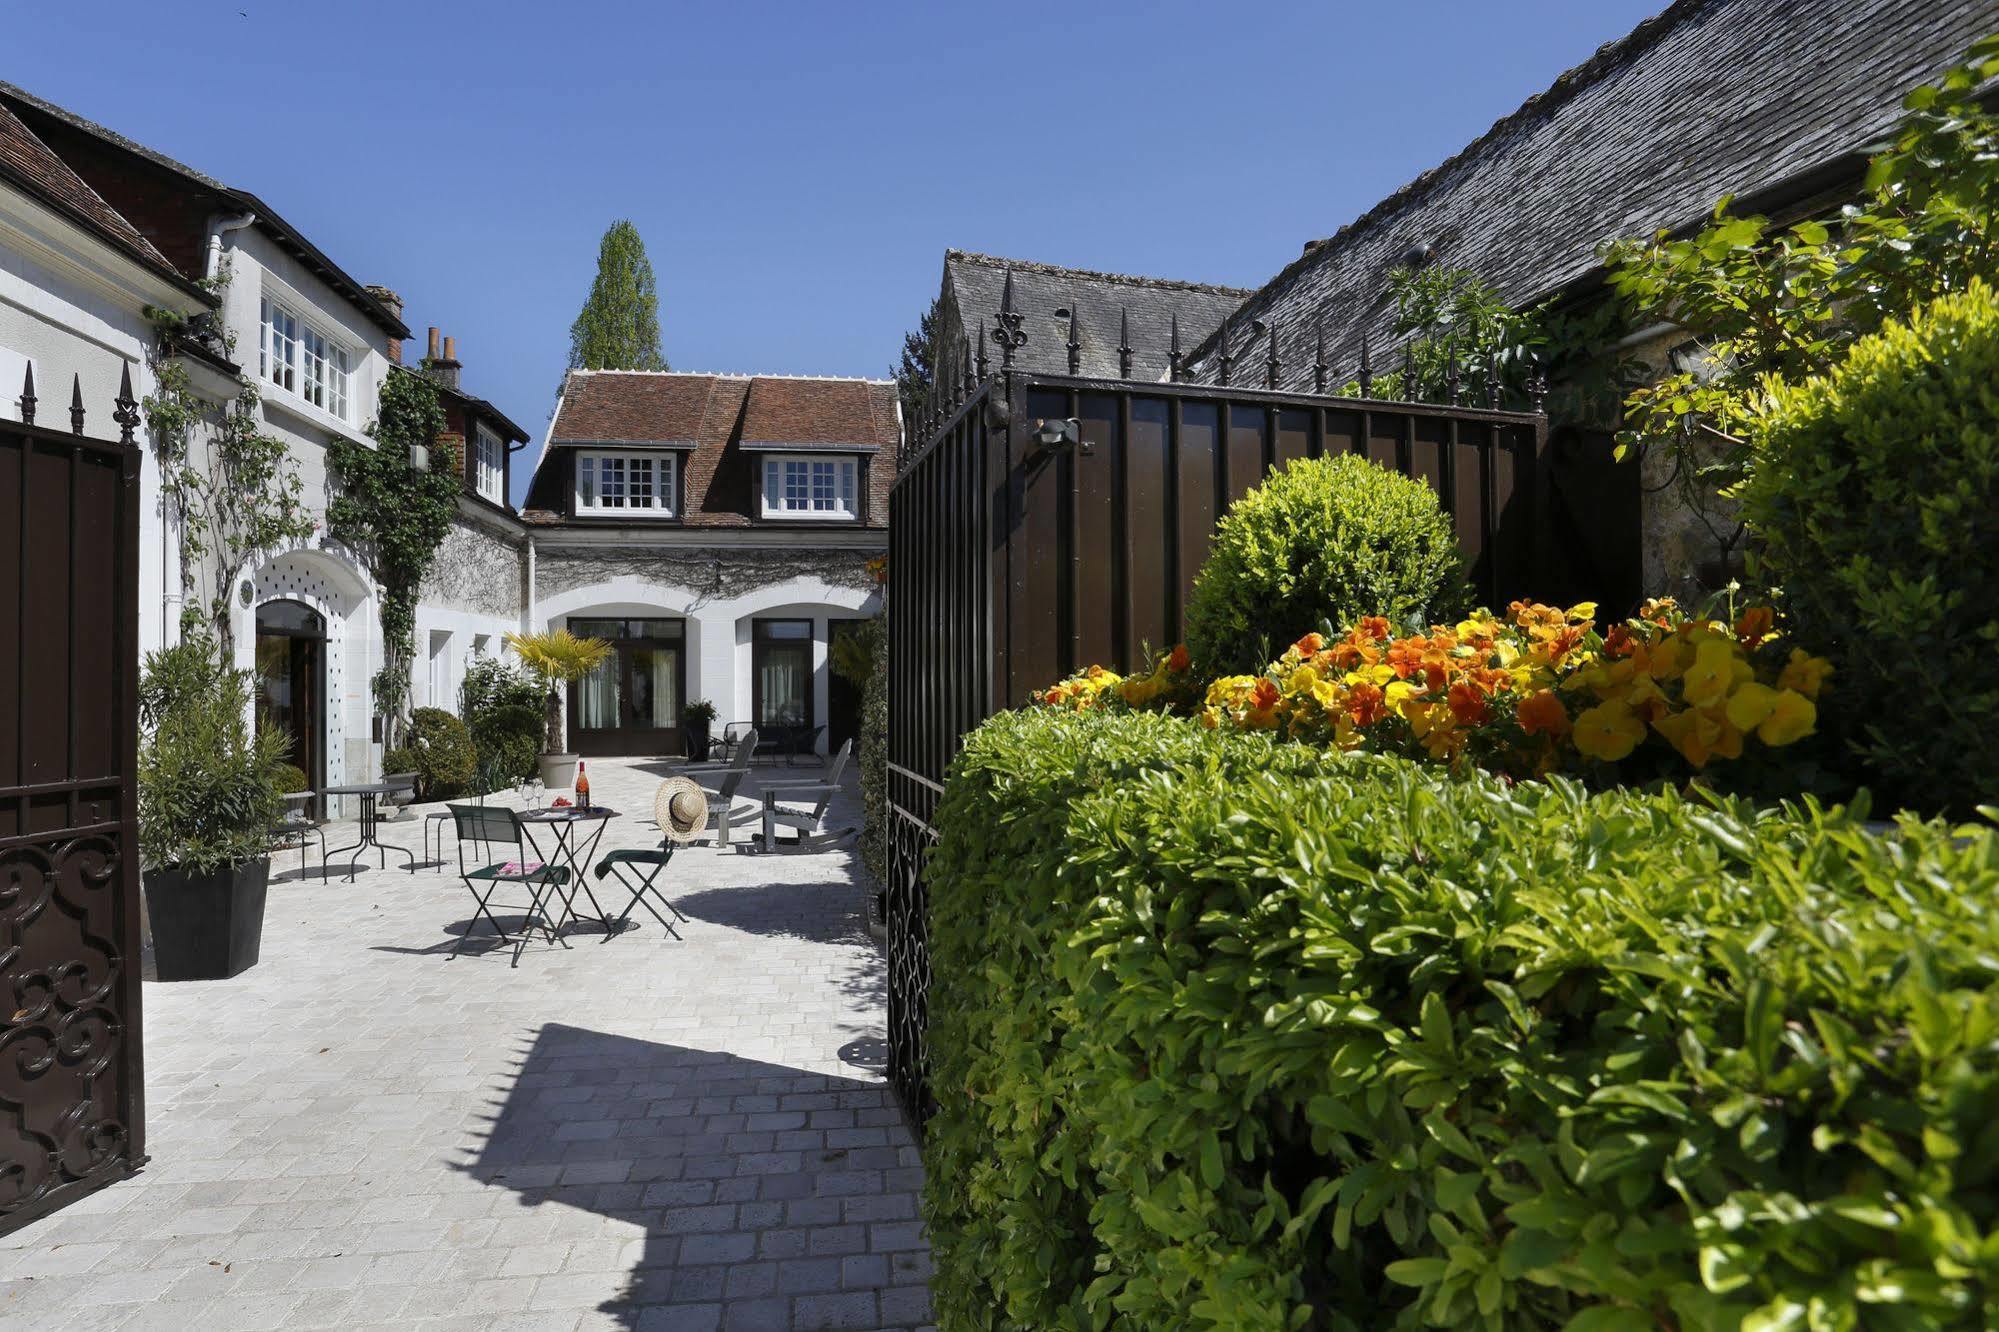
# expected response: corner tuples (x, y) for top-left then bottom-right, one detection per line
(254, 600), (325, 806)
(567, 617), (687, 756)
(753, 619), (815, 755)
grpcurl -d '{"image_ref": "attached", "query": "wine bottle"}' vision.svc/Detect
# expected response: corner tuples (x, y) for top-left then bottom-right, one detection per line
(575, 761), (591, 813)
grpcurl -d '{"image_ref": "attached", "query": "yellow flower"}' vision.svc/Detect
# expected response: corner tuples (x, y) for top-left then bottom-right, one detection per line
(1566, 601), (1598, 622)
(1724, 682), (1779, 733)
(1757, 689), (1817, 746)
(1572, 700), (1647, 762)
(1777, 649), (1833, 700)
(1287, 664), (1321, 695)
(1681, 637), (1747, 709)
(1652, 705), (1744, 770)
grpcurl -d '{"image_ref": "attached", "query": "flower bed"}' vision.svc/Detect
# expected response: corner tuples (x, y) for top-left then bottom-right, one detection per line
(923, 707), (1998, 1331)
(1041, 598), (1833, 790)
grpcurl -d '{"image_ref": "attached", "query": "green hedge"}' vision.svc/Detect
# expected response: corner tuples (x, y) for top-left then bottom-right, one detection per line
(923, 708), (1999, 1331)
(1741, 281), (1999, 817)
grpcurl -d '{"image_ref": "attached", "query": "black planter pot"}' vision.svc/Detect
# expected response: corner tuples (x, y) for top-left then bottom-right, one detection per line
(684, 719), (713, 761)
(144, 857), (270, 981)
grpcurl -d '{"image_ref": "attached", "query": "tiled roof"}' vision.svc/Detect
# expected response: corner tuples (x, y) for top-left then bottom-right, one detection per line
(533, 371), (899, 528)
(0, 81), (409, 338)
(1184, 0), (1999, 387)
(740, 375), (898, 449)
(0, 100), (199, 294)
(940, 250), (1250, 382)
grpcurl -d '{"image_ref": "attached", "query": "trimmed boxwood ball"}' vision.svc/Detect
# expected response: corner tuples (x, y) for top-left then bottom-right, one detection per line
(1741, 280), (1999, 816)
(922, 707), (1999, 1331)
(404, 706), (476, 800)
(1183, 453), (1467, 676)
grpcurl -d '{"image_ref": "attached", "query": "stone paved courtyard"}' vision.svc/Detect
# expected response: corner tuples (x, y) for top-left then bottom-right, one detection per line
(0, 759), (931, 1331)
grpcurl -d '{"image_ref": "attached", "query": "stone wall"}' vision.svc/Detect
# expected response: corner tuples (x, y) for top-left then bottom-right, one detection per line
(1623, 330), (1744, 604)
(421, 514), (526, 618)
(534, 544), (880, 609)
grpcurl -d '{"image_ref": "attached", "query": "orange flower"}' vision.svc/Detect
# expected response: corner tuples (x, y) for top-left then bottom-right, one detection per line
(1347, 681), (1388, 726)
(1447, 679), (1491, 726)
(1358, 616), (1392, 642)
(1603, 624), (1634, 658)
(1250, 678), (1281, 710)
(1292, 633), (1325, 657)
(1516, 689), (1570, 737)
(1734, 606), (1775, 647)
(1167, 644), (1191, 673)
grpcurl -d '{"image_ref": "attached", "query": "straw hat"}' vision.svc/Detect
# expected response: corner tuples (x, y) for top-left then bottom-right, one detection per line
(654, 777), (709, 844)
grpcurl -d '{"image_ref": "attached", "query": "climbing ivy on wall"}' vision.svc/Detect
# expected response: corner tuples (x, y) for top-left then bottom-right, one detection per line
(142, 265), (317, 653)
(327, 368), (458, 749)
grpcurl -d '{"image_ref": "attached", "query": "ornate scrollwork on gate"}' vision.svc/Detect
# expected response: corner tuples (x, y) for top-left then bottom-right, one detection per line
(0, 835), (133, 1221)
(885, 809), (937, 1128)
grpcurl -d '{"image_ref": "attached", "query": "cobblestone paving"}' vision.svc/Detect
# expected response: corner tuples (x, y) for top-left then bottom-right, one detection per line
(0, 759), (931, 1331)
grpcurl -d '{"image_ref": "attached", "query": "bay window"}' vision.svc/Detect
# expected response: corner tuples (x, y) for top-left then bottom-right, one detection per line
(260, 296), (353, 422)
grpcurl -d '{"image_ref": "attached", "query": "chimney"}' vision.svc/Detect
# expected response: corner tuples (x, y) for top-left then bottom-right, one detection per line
(427, 327), (441, 362)
(365, 285), (404, 364)
(431, 332), (462, 392)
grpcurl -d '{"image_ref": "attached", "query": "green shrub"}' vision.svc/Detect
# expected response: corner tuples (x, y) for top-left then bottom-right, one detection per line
(401, 707), (476, 800)
(858, 613), (889, 884)
(1742, 281), (1999, 815)
(271, 762), (310, 794)
(460, 657), (542, 720)
(471, 703), (543, 785)
(138, 633), (289, 874)
(924, 707), (1999, 1331)
(1183, 453), (1467, 676)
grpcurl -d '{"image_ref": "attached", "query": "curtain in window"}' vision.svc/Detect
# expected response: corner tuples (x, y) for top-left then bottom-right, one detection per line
(757, 646), (809, 726)
(576, 657), (620, 729)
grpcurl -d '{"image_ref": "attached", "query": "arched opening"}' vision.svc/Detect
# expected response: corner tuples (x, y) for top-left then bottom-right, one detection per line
(255, 598), (326, 792)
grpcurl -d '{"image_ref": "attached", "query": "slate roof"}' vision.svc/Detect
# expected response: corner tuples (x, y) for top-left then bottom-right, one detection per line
(0, 101), (206, 299)
(1183, 0), (1999, 388)
(939, 250), (1251, 383)
(0, 81), (409, 338)
(531, 371), (899, 528)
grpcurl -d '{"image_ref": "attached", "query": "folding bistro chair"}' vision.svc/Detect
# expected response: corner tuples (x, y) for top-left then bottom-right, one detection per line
(759, 738), (856, 851)
(270, 792), (326, 879)
(592, 778), (706, 940)
(446, 803), (570, 966)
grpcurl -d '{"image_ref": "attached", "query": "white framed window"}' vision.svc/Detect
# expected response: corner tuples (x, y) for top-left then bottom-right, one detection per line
(474, 426), (505, 504)
(261, 296), (353, 421)
(574, 449), (676, 517)
(761, 454), (860, 520)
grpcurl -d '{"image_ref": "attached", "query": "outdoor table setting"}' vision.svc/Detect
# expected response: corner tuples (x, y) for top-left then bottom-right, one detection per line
(516, 802), (624, 940)
(322, 780), (418, 881)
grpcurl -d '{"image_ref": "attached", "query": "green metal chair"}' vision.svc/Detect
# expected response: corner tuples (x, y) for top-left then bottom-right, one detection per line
(446, 803), (570, 967)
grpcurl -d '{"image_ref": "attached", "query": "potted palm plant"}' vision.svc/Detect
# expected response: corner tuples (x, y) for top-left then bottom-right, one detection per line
(505, 628), (615, 789)
(138, 632), (289, 980)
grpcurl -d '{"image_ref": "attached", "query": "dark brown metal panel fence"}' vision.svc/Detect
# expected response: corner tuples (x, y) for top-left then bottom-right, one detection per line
(0, 371), (147, 1236)
(887, 363), (1548, 1125)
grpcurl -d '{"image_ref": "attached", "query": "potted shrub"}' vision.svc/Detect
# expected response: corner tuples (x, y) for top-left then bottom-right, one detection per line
(137, 633), (289, 981)
(504, 628), (614, 789)
(683, 699), (719, 761)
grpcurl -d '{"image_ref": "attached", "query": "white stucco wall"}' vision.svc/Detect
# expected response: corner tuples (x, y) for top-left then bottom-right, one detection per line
(534, 572), (879, 756)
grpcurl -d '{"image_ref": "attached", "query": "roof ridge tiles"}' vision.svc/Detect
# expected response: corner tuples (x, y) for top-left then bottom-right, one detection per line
(946, 248), (1257, 297)
(567, 368), (892, 384)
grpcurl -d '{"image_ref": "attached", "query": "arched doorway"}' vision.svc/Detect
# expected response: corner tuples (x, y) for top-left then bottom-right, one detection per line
(255, 599), (325, 792)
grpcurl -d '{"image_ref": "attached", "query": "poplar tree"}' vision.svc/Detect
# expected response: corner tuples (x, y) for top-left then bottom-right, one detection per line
(568, 220), (669, 371)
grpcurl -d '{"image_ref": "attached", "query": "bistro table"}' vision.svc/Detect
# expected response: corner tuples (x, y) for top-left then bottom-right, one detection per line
(323, 782), (418, 882)
(517, 806), (622, 939)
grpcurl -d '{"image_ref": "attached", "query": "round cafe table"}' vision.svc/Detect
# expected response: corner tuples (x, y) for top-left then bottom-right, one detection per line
(322, 781), (417, 882)
(517, 806), (622, 939)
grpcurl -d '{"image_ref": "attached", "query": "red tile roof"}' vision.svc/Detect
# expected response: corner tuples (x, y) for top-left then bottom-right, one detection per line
(0, 100), (192, 288)
(535, 371), (900, 528)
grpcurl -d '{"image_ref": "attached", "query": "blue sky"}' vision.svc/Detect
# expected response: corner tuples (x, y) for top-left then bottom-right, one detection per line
(14, 1), (1661, 502)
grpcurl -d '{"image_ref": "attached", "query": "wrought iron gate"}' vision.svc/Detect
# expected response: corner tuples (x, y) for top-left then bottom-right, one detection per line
(0, 366), (147, 1236)
(886, 278), (1556, 1127)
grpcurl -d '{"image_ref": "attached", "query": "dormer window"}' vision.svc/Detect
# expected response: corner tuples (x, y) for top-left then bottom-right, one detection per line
(761, 455), (859, 520)
(474, 425), (505, 504)
(575, 449), (676, 517)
